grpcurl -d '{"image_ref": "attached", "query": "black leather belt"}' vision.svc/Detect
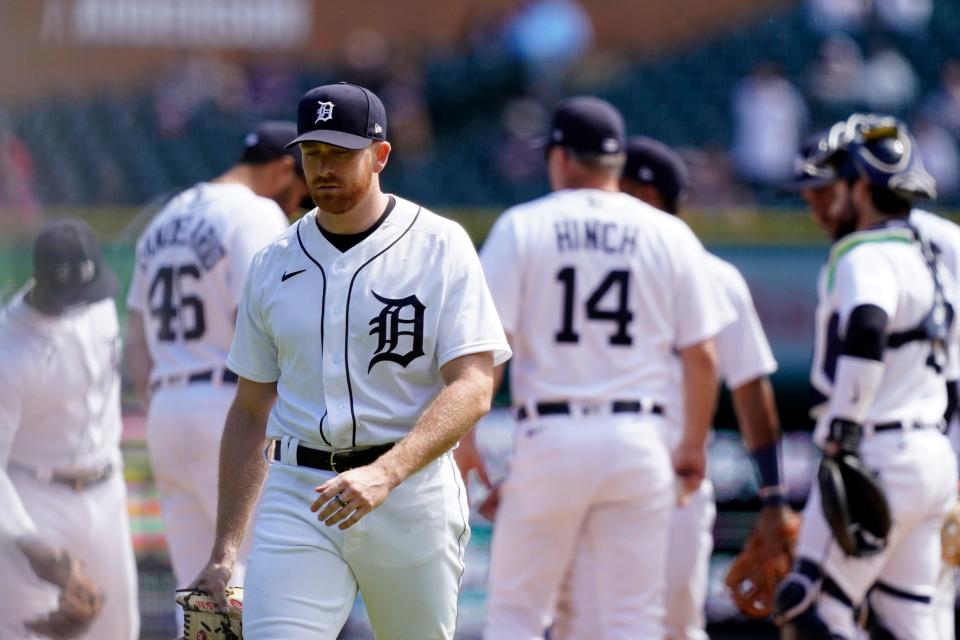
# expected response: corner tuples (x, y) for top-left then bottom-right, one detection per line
(150, 368), (239, 393)
(272, 442), (394, 473)
(51, 464), (114, 491)
(517, 400), (665, 421)
(873, 421), (935, 433)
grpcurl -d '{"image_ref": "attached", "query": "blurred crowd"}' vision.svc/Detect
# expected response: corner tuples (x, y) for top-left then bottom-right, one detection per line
(3, 0), (960, 215)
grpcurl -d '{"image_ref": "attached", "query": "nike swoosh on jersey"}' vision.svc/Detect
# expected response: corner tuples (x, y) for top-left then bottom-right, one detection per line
(281, 269), (307, 282)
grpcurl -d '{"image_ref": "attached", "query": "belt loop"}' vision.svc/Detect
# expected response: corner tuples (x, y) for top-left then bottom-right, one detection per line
(286, 437), (300, 466)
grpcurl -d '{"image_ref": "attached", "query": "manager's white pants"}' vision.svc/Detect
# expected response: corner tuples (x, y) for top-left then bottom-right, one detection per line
(0, 467), (139, 639)
(795, 428), (957, 640)
(147, 384), (251, 589)
(243, 451), (469, 640)
(553, 478), (715, 640)
(484, 415), (674, 640)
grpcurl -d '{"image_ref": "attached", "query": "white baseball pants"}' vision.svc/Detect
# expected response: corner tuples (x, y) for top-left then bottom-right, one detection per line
(242, 450), (469, 639)
(663, 479), (715, 640)
(0, 468), (139, 639)
(484, 414), (674, 640)
(795, 427), (957, 639)
(147, 384), (252, 589)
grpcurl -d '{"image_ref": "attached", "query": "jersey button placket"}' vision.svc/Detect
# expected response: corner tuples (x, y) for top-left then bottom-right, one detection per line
(322, 275), (350, 448)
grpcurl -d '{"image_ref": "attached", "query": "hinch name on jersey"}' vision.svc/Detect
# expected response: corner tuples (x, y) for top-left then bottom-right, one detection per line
(138, 214), (226, 271)
(554, 219), (639, 255)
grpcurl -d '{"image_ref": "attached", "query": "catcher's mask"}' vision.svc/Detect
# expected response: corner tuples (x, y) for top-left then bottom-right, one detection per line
(818, 454), (892, 557)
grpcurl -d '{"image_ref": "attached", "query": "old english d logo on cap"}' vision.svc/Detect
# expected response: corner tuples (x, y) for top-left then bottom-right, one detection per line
(315, 101), (334, 123)
(288, 83), (388, 151)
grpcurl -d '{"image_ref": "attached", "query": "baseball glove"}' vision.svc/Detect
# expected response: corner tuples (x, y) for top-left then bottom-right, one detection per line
(176, 587), (244, 640)
(942, 499), (960, 566)
(818, 453), (891, 557)
(725, 506), (801, 618)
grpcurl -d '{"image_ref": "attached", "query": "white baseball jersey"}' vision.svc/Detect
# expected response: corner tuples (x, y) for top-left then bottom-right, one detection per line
(127, 182), (288, 380)
(0, 295), (122, 540)
(479, 189), (731, 408)
(227, 196), (511, 449)
(660, 253), (777, 449)
(0, 295), (139, 639)
(911, 208), (960, 384)
(810, 222), (957, 442)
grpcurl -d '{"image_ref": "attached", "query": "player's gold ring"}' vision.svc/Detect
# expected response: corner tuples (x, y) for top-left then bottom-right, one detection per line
(334, 493), (347, 508)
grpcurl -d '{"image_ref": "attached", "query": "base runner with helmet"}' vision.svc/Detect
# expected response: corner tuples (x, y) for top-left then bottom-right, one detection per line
(124, 121), (309, 598)
(191, 83), (510, 639)
(474, 97), (729, 638)
(774, 114), (959, 639)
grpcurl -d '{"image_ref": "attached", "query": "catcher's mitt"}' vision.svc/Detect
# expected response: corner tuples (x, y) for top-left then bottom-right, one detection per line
(818, 453), (891, 557)
(725, 506), (801, 618)
(943, 499), (960, 566)
(176, 587), (244, 640)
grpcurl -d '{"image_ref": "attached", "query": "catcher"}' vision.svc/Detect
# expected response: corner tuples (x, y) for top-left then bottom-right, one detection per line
(771, 115), (958, 639)
(175, 587), (244, 640)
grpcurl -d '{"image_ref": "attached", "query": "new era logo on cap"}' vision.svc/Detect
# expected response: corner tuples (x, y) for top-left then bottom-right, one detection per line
(288, 83), (388, 150)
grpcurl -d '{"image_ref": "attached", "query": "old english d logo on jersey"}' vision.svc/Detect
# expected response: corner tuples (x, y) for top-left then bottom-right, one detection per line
(367, 291), (425, 372)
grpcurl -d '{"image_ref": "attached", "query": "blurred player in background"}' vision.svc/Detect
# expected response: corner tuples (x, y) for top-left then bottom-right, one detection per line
(789, 116), (960, 640)
(123, 121), (309, 595)
(597, 136), (794, 640)
(775, 114), (957, 639)
(0, 219), (138, 639)
(474, 96), (728, 638)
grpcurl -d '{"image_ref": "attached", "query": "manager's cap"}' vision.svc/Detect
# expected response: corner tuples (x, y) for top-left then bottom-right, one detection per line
(622, 136), (689, 213)
(546, 96), (625, 155)
(32, 218), (118, 313)
(287, 82), (387, 150)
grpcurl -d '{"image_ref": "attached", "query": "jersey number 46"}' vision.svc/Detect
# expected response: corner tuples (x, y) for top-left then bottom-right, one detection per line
(148, 264), (206, 342)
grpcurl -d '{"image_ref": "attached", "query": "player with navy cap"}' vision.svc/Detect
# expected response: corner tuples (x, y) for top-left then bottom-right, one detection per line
(470, 97), (731, 638)
(192, 83), (510, 639)
(0, 219), (139, 638)
(124, 120), (310, 610)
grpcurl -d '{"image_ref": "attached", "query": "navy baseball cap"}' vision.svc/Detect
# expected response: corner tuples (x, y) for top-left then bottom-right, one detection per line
(287, 83), (387, 150)
(240, 121), (304, 174)
(780, 130), (840, 193)
(544, 96), (625, 155)
(622, 136), (689, 212)
(32, 218), (118, 312)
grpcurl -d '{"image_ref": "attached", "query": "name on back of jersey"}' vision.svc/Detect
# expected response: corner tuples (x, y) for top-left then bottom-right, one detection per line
(555, 218), (639, 256)
(138, 213), (226, 272)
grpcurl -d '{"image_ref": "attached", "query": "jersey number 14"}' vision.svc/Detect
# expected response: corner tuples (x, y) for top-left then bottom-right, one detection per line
(148, 264), (206, 342)
(555, 267), (633, 345)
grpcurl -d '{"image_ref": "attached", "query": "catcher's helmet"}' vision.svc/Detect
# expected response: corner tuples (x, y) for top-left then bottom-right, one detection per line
(819, 113), (937, 199)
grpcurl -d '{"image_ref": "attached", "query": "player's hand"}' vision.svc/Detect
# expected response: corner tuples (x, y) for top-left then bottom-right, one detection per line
(19, 539), (104, 639)
(311, 464), (395, 530)
(189, 561), (233, 613)
(755, 503), (800, 553)
(672, 442), (707, 506)
(453, 431), (492, 502)
(477, 485), (501, 521)
(16, 536), (74, 588)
